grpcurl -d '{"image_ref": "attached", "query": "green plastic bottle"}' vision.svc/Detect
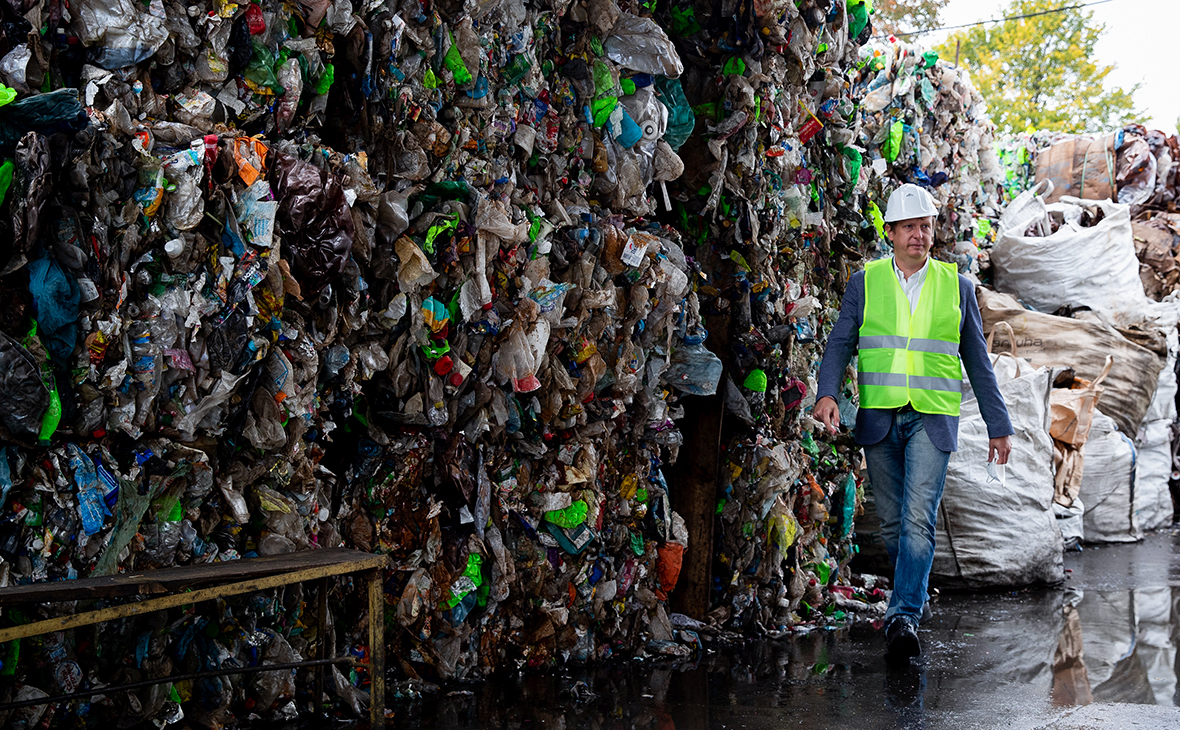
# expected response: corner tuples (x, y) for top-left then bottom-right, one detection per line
(38, 382), (60, 447)
(25, 321), (60, 446)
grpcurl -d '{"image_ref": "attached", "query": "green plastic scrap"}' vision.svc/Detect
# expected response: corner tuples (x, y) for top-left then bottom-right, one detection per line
(867, 200), (885, 239)
(922, 51), (939, 69)
(840, 146), (862, 190)
(0, 85), (15, 107)
(504, 53), (532, 85)
(801, 431), (819, 458)
(654, 76), (695, 151)
(444, 553), (484, 608)
(591, 60), (619, 125)
(722, 57), (745, 76)
(314, 63), (335, 95)
(443, 30), (473, 85)
(526, 209), (543, 242)
(728, 249), (751, 272)
(592, 97), (617, 127)
(25, 320), (59, 445)
(847, 0), (870, 39)
(837, 473), (856, 539)
(918, 77), (936, 108)
(424, 213), (460, 253)
(743, 369), (767, 393)
(0, 157), (17, 206)
(883, 120), (904, 163)
(668, 6), (702, 36)
(629, 530), (645, 556)
(545, 500), (588, 529)
(167, 496), (184, 522)
(244, 42), (285, 95)
(417, 180), (472, 208)
(0, 639), (18, 677)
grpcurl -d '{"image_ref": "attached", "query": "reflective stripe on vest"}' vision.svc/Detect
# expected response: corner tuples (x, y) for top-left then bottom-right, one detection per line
(858, 258), (962, 416)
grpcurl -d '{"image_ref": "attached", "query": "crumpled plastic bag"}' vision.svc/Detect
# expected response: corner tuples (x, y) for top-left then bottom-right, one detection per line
(654, 76), (694, 151)
(0, 43), (42, 95)
(0, 330), (48, 437)
(604, 13), (684, 78)
(243, 389), (287, 450)
(1117, 135), (1157, 206)
(0, 89), (88, 154)
(665, 342), (723, 396)
(28, 257), (80, 362)
(74, 0), (169, 70)
(12, 132), (50, 257)
(271, 151), (354, 294)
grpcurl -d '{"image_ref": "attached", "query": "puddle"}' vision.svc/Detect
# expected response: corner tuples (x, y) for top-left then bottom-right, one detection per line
(1058, 587), (1178, 707)
(359, 533), (1180, 729)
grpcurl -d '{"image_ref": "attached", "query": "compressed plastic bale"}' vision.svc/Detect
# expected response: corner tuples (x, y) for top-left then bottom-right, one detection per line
(0, 0), (895, 709)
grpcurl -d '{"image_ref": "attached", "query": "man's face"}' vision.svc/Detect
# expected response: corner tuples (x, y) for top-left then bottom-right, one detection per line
(887, 216), (934, 268)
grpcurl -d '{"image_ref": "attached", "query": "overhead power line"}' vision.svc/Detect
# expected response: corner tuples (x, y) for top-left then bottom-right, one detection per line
(874, 0), (1116, 40)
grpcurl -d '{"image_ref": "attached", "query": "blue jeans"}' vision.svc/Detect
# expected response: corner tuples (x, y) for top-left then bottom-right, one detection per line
(863, 410), (950, 623)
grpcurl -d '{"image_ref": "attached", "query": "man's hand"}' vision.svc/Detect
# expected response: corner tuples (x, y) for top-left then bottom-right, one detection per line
(814, 396), (840, 435)
(989, 435), (1012, 466)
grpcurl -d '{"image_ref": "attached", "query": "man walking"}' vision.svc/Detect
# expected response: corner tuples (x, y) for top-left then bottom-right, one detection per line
(814, 184), (1013, 661)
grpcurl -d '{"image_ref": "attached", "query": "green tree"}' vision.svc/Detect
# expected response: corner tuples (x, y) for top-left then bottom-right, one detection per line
(872, 0), (950, 36)
(936, 0), (1141, 133)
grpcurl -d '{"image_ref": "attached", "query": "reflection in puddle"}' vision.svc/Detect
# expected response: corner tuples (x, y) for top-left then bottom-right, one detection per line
(387, 587), (1180, 729)
(1056, 586), (1178, 707)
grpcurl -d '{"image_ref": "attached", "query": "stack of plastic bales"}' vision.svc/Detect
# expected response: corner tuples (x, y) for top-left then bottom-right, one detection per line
(854, 39), (1005, 275)
(0, 0), (893, 725)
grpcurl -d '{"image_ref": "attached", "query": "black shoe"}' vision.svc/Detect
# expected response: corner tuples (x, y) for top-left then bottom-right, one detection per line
(920, 601), (932, 625)
(885, 617), (921, 661)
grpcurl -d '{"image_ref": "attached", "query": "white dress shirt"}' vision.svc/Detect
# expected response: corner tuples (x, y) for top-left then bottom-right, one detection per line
(892, 257), (929, 314)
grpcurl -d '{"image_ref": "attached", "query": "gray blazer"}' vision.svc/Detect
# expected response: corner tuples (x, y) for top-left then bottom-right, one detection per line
(816, 269), (1014, 452)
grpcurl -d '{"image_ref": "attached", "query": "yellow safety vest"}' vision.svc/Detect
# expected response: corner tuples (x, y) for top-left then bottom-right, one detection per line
(858, 258), (962, 416)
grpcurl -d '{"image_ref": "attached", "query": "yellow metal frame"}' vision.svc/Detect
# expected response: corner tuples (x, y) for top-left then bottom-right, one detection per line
(0, 551), (388, 728)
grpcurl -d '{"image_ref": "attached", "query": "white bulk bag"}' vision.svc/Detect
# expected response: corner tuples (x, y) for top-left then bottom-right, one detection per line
(932, 365), (1063, 588)
(1135, 419), (1174, 531)
(1079, 412), (1142, 543)
(992, 196), (1148, 326)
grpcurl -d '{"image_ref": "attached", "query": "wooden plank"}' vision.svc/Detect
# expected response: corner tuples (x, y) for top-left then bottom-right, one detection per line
(368, 569), (386, 730)
(0, 555), (390, 644)
(668, 312), (726, 620)
(312, 577), (328, 715)
(0, 548), (387, 605)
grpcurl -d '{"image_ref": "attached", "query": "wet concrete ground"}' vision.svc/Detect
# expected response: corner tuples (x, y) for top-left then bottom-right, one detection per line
(390, 529), (1180, 729)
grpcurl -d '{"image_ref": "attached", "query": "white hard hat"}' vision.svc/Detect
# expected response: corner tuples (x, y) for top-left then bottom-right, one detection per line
(883, 183), (938, 223)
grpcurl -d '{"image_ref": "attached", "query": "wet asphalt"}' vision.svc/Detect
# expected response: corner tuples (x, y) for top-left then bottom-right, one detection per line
(388, 529), (1180, 729)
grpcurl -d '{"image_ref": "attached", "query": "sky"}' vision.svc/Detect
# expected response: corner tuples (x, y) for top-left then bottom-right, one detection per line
(916, 0), (1178, 132)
